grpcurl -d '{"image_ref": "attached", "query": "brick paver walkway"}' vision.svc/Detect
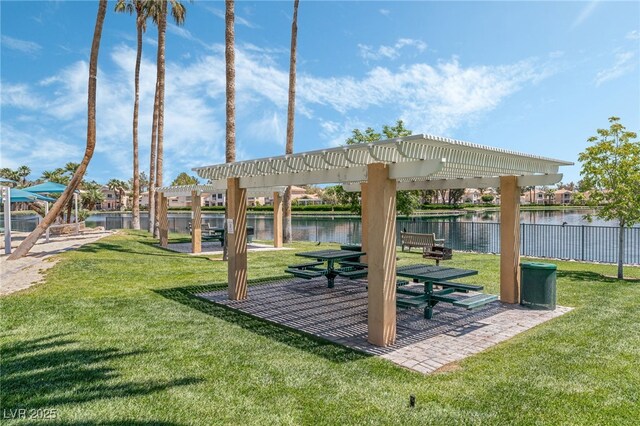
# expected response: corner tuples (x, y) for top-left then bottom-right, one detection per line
(198, 277), (571, 374)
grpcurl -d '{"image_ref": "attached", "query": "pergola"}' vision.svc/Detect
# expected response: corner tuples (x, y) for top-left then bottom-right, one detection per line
(162, 134), (572, 347)
(156, 184), (287, 253)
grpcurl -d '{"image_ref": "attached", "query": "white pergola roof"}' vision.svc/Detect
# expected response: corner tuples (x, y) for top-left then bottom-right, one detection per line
(192, 134), (573, 189)
(158, 184), (286, 197)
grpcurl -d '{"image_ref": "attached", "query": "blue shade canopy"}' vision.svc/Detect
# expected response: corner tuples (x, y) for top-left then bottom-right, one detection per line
(23, 181), (71, 194)
(1, 188), (55, 203)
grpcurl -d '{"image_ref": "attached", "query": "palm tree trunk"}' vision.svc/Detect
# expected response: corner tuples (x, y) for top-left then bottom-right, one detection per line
(8, 0), (107, 259)
(131, 16), (143, 230)
(283, 0), (299, 244)
(618, 219), (625, 279)
(148, 78), (159, 233)
(223, 0), (235, 261)
(154, 0), (167, 239)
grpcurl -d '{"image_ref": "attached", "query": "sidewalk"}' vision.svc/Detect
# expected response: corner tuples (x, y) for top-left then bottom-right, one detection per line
(0, 229), (115, 296)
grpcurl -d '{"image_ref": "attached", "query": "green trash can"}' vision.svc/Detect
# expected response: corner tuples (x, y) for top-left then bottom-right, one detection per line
(520, 262), (557, 310)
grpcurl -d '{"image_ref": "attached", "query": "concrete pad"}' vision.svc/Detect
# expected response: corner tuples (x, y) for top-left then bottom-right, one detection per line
(197, 276), (571, 374)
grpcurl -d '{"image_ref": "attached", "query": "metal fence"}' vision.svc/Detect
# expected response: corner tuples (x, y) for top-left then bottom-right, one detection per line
(4, 213), (639, 265)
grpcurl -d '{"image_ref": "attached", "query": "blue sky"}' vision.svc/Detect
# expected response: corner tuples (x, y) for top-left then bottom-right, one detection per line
(1, 0), (638, 185)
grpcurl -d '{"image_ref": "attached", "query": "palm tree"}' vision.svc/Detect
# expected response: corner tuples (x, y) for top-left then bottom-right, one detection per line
(107, 179), (129, 209)
(283, 0), (300, 244)
(223, 0), (235, 261)
(115, 0), (149, 230)
(64, 162), (80, 222)
(9, 0), (108, 260)
(16, 165), (31, 186)
(82, 187), (105, 210)
(148, 0), (187, 237)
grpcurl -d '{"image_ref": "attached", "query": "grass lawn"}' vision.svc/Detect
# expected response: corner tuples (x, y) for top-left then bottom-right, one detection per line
(1, 231), (639, 425)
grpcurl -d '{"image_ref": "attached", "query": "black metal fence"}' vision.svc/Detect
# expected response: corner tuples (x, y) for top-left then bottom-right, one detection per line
(5, 213), (639, 265)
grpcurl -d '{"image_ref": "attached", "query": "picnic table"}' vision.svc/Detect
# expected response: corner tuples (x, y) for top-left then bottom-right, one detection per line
(285, 249), (367, 288)
(396, 264), (497, 319)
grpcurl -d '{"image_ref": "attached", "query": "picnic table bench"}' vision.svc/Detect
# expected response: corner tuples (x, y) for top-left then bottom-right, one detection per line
(285, 249), (367, 287)
(396, 264), (497, 319)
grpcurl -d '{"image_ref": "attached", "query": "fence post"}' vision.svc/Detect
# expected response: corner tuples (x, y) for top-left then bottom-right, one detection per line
(581, 225), (585, 261)
(471, 221), (475, 251)
(521, 223), (525, 256)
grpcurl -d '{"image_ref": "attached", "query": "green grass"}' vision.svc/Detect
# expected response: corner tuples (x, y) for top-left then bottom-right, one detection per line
(1, 231), (639, 425)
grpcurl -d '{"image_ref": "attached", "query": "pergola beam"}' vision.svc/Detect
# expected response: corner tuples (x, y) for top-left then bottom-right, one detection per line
(342, 173), (563, 192)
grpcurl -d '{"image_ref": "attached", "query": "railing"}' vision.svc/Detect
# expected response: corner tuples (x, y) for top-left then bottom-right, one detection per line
(4, 213), (639, 265)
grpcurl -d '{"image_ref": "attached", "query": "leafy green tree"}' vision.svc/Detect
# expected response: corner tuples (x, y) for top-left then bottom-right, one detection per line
(578, 116), (640, 279)
(171, 172), (199, 186)
(344, 120), (419, 215)
(481, 194), (495, 203)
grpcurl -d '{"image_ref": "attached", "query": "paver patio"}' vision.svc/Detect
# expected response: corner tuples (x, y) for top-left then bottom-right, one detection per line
(198, 276), (571, 374)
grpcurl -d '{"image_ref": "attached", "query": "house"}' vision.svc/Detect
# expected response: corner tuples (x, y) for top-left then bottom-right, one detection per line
(554, 189), (574, 205)
(98, 186), (130, 210)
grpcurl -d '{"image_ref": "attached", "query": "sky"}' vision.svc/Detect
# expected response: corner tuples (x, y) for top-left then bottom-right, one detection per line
(1, 0), (638, 186)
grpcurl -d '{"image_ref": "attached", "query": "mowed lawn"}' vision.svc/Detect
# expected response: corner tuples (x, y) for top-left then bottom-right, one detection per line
(1, 231), (639, 425)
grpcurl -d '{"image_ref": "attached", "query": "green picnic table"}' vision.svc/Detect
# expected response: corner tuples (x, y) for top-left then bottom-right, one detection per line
(285, 249), (367, 288)
(396, 264), (497, 319)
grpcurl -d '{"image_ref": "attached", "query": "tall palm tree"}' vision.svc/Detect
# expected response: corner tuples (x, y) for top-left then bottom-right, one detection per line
(283, 0), (300, 244)
(9, 0), (108, 260)
(115, 0), (149, 230)
(222, 0), (235, 261)
(148, 0), (187, 237)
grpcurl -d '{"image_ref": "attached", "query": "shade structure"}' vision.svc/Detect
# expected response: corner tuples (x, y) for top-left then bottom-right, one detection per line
(0, 188), (54, 203)
(23, 181), (72, 194)
(189, 133), (574, 347)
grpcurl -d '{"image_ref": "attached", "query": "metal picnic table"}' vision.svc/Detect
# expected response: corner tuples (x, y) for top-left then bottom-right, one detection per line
(287, 249), (367, 288)
(396, 264), (496, 319)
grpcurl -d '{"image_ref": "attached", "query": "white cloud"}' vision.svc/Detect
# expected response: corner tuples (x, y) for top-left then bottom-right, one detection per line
(595, 51), (636, 86)
(0, 82), (43, 108)
(1, 41), (552, 179)
(358, 38), (427, 61)
(571, 1), (600, 29)
(379, 9), (390, 16)
(1, 35), (41, 54)
(0, 122), (82, 170)
(626, 30), (640, 40)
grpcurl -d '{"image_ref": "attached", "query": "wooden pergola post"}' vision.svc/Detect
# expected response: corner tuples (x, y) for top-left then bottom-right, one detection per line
(158, 193), (169, 248)
(227, 177), (248, 300)
(500, 175), (521, 303)
(191, 190), (202, 254)
(360, 182), (369, 264)
(273, 191), (283, 248)
(366, 163), (397, 347)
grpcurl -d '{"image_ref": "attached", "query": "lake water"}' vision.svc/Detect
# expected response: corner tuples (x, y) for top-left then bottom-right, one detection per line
(4, 210), (639, 264)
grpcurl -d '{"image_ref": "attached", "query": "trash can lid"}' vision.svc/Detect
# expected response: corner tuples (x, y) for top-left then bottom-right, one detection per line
(520, 262), (557, 270)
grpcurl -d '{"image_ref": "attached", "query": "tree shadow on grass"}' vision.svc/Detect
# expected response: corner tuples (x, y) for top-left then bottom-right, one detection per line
(154, 279), (369, 364)
(556, 269), (627, 284)
(74, 242), (211, 261)
(1, 333), (202, 410)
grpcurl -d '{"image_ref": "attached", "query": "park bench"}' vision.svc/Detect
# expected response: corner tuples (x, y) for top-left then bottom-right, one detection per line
(400, 232), (444, 252)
